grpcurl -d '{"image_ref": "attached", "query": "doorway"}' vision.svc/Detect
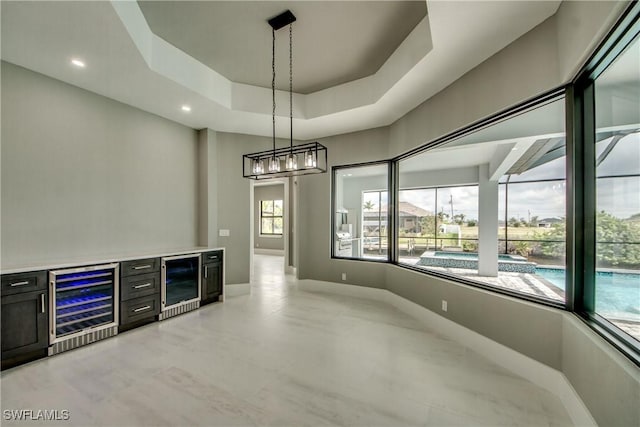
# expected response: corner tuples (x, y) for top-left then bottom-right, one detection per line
(249, 178), (294, 283)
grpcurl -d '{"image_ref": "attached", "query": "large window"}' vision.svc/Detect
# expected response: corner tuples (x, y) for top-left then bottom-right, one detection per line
(260, 200), (283, 235)
(333, 163), (389, 260)
(328, 3), (639, 363)
(593, 31), (640, 343)
(398, 98), (566, 303)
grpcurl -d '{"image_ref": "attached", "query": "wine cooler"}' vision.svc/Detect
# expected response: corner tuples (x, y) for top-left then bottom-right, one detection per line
(160, 254), (201, 320)
(48, 263), (119, 355)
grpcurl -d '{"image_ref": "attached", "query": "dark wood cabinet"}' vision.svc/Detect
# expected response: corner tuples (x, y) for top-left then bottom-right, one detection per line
(120, 294), (161, 326)
(1, 271), (48, 368)
(121, 272), (160, 301)
(121, 258), (160, 277)
(201, 251), (223, 305)
(1, 270), (47, 296)
(119, 258), (160, 330)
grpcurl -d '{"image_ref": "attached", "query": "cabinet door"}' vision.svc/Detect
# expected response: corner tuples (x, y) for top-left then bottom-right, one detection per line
(1, 291), (48, 358)
(202, 262), (222, 300)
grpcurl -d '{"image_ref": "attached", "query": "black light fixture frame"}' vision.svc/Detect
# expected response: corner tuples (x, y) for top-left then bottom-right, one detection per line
(242, 9), (328, 180)
(243, 141), (328, 180)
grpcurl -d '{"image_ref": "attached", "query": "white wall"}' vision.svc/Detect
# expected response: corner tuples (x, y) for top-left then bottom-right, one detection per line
(1, 61), (199, 267)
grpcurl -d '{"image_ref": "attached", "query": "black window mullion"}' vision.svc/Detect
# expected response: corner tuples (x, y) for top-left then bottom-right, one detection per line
(565, 85), (581, 312)
(581, 82), (597, 315)
(389, 161), (398, 264)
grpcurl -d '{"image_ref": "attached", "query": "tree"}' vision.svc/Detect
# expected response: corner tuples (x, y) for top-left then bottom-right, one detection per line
(453, 213), (466, 225)
(437, 211), (449, 223)
(363, 201), (375, 211)
(537, 212), (640, 268)
(420, 213), (437, 236)
(595, 211), (640, 267)
(508, 217), (521, 227)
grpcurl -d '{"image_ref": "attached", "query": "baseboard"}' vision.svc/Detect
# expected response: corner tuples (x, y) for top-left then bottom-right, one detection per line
(224, 283), (251, 297)
(297, 279), (595, 427)
(254, 248), (284, 256)
(285, 265), (297, 275)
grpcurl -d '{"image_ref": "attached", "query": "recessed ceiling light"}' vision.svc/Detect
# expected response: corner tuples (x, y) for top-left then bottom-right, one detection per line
(512, 147), (518, 151)
(70, 59), (85, 68)
(181, 105), (191, 112)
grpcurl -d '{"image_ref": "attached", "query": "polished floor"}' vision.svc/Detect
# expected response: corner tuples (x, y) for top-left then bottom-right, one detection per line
(0, 254), (573, 426)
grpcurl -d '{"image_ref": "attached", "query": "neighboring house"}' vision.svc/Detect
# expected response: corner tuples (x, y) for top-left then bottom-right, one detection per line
(537, 217), (563, 228)
(363, 202), (431, 234)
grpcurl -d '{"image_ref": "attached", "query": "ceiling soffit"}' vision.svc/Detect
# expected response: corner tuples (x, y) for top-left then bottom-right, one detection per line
(137, 1), (428, 94)
(0, 1), (562, 140)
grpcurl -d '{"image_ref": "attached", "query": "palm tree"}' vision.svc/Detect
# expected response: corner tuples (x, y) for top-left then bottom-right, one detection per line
(363, 201), (375, 211)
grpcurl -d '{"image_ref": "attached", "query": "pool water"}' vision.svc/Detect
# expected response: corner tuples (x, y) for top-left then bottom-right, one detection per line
(536, 268), (640, 322)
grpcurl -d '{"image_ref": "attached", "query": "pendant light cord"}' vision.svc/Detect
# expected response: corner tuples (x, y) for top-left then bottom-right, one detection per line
(289, 23), (293, 152)
(272, 28), (276, 158)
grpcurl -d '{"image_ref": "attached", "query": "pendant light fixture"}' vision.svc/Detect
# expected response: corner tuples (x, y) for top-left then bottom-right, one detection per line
(243, 10), (327, 180)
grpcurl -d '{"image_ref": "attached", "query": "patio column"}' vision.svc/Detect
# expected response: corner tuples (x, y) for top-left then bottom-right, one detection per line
(478, 164), (498, 276)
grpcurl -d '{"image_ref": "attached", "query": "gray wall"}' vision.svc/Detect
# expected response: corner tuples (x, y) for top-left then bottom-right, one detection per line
(214, 132), (255, 285)
(562, 316), (640, 427)
(214, 132), (296, 284)
(254, 184), (284, 250)
(1, 61), (199, 266)
(297, 126), (390, 287)
(385, 265), (563, 368)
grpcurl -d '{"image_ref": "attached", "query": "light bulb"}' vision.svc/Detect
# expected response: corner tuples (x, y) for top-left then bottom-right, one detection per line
(285, 153), (297, 170)
(269, 157), (280, 173)
(304, 150), (316, 168)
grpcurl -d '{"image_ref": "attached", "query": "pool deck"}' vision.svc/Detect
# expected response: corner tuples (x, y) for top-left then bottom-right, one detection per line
(423, 265), (565, 301)
(399, 257), (640, 341)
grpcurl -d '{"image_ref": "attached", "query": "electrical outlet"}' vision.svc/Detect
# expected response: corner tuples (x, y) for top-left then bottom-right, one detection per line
(341, 273), (346, 281)
(442, 300), (448, 312)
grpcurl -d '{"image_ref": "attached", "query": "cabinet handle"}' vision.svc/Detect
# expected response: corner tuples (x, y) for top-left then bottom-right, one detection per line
(9, 281), (29, 287)
(41, 293), (46, 313)
(208, 256), (218, 260)
(132, 264), (152, 270)
(133, 283), (152, 289)
(133, 305), (151, 313)
(204, 265), (208, 279)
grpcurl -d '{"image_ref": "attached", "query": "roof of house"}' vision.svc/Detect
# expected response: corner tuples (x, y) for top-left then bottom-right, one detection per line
(364, 202), (431, 217)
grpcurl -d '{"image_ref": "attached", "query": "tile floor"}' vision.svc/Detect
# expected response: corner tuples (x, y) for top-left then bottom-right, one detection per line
(0, 254), (573, 426)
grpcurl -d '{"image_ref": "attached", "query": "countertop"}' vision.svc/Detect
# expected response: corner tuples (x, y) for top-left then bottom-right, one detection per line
(0, 247), (225, 275)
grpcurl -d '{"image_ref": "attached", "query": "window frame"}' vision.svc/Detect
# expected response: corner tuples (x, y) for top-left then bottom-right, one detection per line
(570, 2), (640, 364)
(331, 161), (392, 262)
(259, 199), (284, 236)
(392, 88), (568, 309)
(327, 2), (640, 366)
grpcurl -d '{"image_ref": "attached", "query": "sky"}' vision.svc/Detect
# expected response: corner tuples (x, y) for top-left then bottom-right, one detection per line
(360, 133), (639, 221)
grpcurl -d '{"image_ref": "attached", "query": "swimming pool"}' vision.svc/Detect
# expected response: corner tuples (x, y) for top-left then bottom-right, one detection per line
(536, 267), (640, 322)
